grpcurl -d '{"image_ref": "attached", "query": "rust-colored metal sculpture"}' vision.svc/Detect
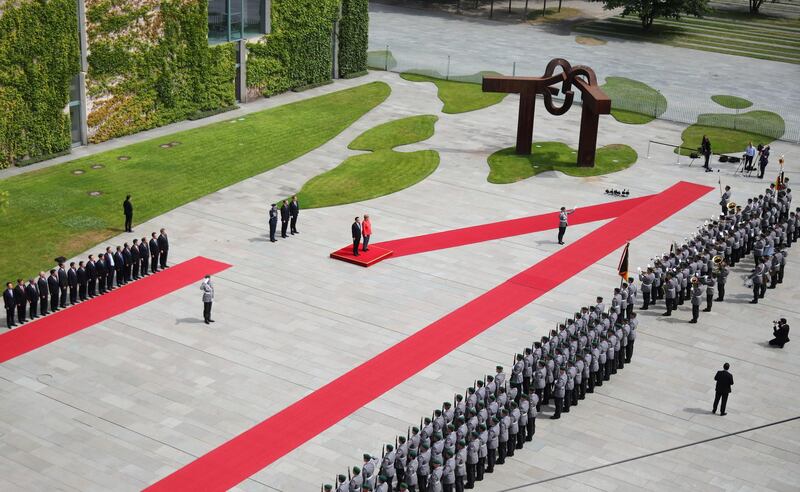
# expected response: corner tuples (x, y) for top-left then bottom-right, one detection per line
(482, 58), (611, 167)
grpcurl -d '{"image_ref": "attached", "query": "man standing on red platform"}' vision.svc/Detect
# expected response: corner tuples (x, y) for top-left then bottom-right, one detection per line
(352, 217), (362, 257)
(362, 214), (372, 252)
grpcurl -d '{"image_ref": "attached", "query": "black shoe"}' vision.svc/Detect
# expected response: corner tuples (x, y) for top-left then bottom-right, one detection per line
(703, 308), (711, 312)
(270, 239), (277, 242)
(550, 415), (560, 420)
(558, 241), (564, 245)
(209, 319), (215, 323)
(720, 412), (727, 416)
(204, 320), (210, 324)
(750, 300), (758, 304)
(661, 312), (670, 316)
(355, 253), (360, 256)
(689, 319), (697, 323)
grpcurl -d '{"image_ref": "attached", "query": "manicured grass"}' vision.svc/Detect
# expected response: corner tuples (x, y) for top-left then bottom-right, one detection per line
(487, 142), (637, 184)
(678, 110), (785, 155)
(527, 7), (583, 22)
(600, 77), (667, 124)
(367, 50), (398, 71)
(400, 72), (508, 114)
(711, 95), (753, 110)
(574, 11), (800, 64)
(297, 115), (439, 208)
(0, 82), (391, 281)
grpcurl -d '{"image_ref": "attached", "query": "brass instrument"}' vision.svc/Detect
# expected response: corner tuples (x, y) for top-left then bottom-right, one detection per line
(712, 255), (724, 275)
(690, 275), (699, 284)
(727, 201), (737, 211)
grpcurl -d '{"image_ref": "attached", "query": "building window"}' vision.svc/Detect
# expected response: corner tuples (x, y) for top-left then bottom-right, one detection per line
(209, 0), (268, 44)
(69, 75), (83, 146)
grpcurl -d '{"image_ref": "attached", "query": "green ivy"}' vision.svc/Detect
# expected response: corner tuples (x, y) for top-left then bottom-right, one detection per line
(86, 0), (236, 143)
(338, 0), (368, 77)
(247, 0), (341, 97)
(0, 0), (79, 168)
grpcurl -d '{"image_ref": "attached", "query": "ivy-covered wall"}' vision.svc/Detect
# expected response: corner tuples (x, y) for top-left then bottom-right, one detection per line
(247, 0), (341, 97)
(0, 0), (80, 169)
(86, 0), (236, 143)
(338, 0), (368, 77)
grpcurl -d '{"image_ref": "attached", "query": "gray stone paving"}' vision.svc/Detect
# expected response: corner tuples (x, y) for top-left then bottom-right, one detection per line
(1, 67), (799, 492)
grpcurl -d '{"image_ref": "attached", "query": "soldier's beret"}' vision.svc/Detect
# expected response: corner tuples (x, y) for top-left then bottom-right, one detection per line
(385, 444), (393, 451)
(432, 457), (443, 465)
(458, 439), (466, 446)
(363, 453), (371, 460)
(338, 474), (347, 481)
(324, 485), (332, 491)
(412, 426), (419, 432)
(352, 466), (361, 473)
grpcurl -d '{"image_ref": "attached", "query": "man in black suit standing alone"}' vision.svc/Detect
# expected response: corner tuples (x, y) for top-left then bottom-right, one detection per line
(280, 200), (290, 239)
(352, 217), (362, 257)
(158, 228), (169, 268)
(123, 195), (134, 232)
(712, 362), (734, 416)
(290, 195), (300, 234)
(4, 282), (16, 328)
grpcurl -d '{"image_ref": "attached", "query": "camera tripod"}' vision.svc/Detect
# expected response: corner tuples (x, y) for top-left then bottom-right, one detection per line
(734, 154), (754, 177)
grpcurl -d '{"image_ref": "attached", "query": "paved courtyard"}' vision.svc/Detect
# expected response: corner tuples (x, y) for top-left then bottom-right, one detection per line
(1, 66), (799, 492)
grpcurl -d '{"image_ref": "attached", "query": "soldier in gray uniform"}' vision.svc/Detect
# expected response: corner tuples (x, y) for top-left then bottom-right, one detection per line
(749, 258), (767, 303)
(716, 263), (728, 301)
(511, 354), (524, 402)
(507, 402), (519, 456)
(517, 396), (528, 447)
(396, 437), (408, 484)
(477, 424), (487, 481)
(533, 361), (546, 411)
(417, 443), (431, 491)
(689, 278), (702, 323)
(441, 449), (456, 492)
(527, 392), (538, 440)
(551, 366), (567, 419)
(466, 432), (480, 488)
(349, 467), (364, 492)
(564, 362), (576, 412)
(428, 458), (443, 492)
(405, 450), (419, 492)
(703, 275), (715, 312)
(626, 313), (638, 363)
(496, 409), (509, 464)
(454, 440), (467, 492)
(337, 474), (349, 492)
(662, 273), (677, 316)
(486, 417), (498, 473)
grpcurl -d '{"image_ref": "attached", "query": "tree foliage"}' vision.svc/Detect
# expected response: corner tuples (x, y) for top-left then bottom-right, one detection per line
(595, 0), (710, 28)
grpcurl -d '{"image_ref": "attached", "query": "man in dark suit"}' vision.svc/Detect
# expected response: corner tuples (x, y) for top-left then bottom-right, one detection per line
(123, 195), (134, 232)
(48, 270), (60, 311)
(131, 239), (140, 280)
(57, 262), (68, 308)
(67, 262), (78, 305)
(4, 282), (16, 328)
(96, 254), (107, 294)
(149, 233), (160, 273)
(122, 243), (132, 282)
(712, 362), (734, 415)
(86, 255), (97, 297)
(769, 319), (790, 348)
(25, 279), (38, 319)
(104, 247), (116, 290)
(290, 195), (300, 234)
(77, 261), (88, 301)
(352, 217), (362, 257)
(37, 272), (49, 315)
(280, 200), (290, 239)
(14, 279), (27, 324)
(139, 238), (149, 276)
(158, 228), (169, 268)
(114, 246), (125, 286)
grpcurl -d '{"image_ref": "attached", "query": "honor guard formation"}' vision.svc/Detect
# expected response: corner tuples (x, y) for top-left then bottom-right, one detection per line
(4, 229), (171, 328)
(322, 179), (796, 492)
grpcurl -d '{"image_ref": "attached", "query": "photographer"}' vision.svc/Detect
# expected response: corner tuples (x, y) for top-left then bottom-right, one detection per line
(758, 145), (770, 179)
(769, 319), (790, 348)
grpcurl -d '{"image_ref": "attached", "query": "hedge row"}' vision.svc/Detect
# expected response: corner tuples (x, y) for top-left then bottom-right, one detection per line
(338, 0), (369, 77)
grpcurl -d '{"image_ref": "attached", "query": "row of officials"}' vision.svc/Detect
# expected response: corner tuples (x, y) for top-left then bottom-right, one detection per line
(4, 229), (170, 328)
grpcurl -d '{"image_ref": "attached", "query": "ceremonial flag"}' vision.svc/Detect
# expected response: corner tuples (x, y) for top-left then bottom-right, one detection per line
(617, 242), (630, 280)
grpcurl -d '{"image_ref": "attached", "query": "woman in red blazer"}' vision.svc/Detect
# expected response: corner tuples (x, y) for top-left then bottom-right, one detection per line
(362, 214), (372, 252)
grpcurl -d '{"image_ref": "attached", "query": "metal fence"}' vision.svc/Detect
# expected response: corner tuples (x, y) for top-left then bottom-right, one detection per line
(367, 45), (800, 144)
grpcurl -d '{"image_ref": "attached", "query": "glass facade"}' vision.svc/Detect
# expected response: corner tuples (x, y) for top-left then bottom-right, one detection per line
(209, 0), (266, 44)
(68, 75), (83, 145)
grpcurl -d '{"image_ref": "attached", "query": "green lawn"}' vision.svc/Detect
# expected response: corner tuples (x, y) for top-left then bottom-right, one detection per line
(600, 77), (667, 124)
(400, 72), (508, 114)
(487, 142), (637, 184)
(573, 10), (800, 64)
(678, 109), (785, 154)
(527, 7), (583, 22)
(711, 95), (753, 110)
(0, 82), (391, 281)
(297, 115), (439, 208)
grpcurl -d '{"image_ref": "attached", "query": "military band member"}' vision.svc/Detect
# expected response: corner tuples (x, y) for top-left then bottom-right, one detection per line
(689, 279), (702, 323)
(715, 263), (728, 301)
(703, 275), (715, 312)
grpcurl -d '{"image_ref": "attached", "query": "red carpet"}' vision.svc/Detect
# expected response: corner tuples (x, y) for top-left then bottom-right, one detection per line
(376, 195), (652, 258)
(0, 256), (231, 364)
(330, 245), (393, 266)
(146, 181), (711, 492)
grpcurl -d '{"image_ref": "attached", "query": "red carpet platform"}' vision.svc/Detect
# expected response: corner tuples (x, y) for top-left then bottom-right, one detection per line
(0, 256), (231, 363)
(330, 245), (393, 267)
(147, 182), (712, 492)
